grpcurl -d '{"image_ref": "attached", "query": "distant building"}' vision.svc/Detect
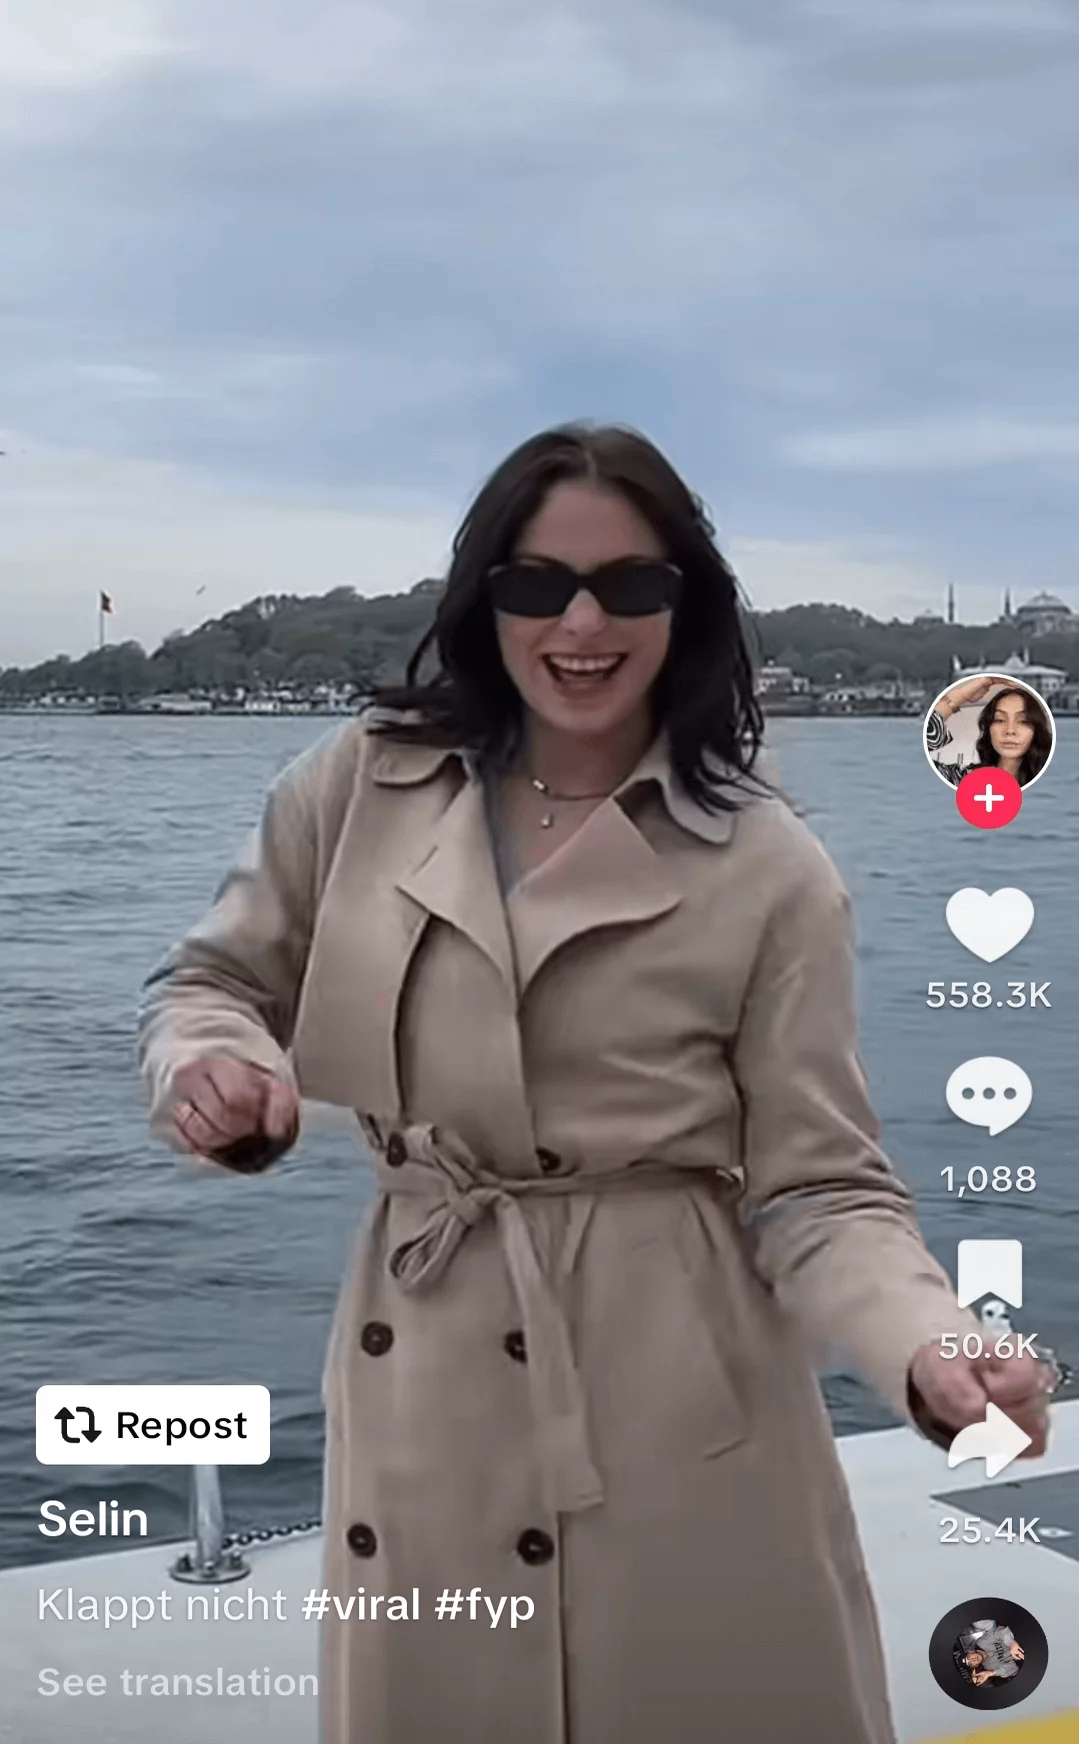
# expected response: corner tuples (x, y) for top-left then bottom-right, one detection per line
(756, 663), (810, 695)
(951, 651), (1068, 699)
(138, 693), (213, 713)
(1008, 591), (1076, 638)
(310, 684), (355, 711)
(914, 588), (953, 626)
(822, 678), (923, 706)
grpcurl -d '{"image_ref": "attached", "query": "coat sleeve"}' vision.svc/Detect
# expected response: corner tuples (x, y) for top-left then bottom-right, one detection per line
(731, 822), (982, 1425)
(136, 722), (354, 1154)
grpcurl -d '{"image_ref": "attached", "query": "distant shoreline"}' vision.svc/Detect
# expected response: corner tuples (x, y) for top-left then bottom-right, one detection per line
(1, 690), (924, 720)
(2, 703), (1075, 722)
(0, 701), (927, 720)
(0, 705), (357, 718)
(0, 705), (920, 719)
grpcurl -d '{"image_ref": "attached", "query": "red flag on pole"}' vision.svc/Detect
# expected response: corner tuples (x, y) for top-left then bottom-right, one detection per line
(100, 591), (114, 614)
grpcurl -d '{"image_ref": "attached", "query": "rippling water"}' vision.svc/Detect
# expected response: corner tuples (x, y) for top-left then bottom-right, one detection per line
(2, 714), (1075, 1570)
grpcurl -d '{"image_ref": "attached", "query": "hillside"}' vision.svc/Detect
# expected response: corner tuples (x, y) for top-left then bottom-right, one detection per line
(3, 585), (1076, 703)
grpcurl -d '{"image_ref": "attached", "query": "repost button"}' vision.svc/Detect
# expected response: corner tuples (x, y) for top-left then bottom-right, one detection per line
(36, 1385), (271, 1465)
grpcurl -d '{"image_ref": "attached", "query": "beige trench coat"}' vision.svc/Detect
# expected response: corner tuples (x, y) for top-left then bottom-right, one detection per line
(138, 717), (980, 1744)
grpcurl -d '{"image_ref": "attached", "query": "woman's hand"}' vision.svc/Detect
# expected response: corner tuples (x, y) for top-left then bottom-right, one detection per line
(1011, 1642), (1025, 1661)
(171, 1056), (300, 1169)
(937, 674), (1010, 717)
(908, 1338), (1051, 1457)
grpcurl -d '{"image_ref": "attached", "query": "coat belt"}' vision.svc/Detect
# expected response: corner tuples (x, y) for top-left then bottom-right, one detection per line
(366, 1120), (702, 1516)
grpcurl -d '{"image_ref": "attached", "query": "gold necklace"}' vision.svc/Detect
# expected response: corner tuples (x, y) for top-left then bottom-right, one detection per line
(528, 774), (615, 829)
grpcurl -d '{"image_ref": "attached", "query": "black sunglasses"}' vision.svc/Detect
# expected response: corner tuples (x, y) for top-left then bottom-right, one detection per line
(485, 556), (683, 619)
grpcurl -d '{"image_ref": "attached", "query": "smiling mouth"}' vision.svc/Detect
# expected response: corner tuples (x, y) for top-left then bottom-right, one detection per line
(542, 654), (627, 682)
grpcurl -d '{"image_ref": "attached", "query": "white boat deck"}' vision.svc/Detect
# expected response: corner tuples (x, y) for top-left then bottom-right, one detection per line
(3, 1402), (1079, 1744)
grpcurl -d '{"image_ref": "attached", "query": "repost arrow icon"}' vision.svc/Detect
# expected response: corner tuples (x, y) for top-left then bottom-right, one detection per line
(54, 1406), (101, 1444)
(948, 1402), (1032, 1478)
(75, 1406), (101, 1442)
(55, 1407), (79, 1444)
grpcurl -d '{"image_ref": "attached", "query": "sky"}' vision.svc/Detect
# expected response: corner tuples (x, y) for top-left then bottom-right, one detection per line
(2, 0), (1077, 665)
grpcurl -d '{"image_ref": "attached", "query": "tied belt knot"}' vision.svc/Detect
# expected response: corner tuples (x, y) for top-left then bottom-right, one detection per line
(366, 1121), (699, 1516)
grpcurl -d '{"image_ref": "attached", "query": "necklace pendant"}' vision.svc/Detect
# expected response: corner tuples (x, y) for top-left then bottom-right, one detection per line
(540, 811), (554, 829)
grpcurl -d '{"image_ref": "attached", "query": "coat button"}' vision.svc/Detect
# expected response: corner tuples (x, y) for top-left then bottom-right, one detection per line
(536, 1148), (562, 1175)
(516, 1528), (555, 1565)
(385, 1132), (408, 1168)
(503, 1330), (527, 1363)
(346, 1522), (377, 1557)
(360, 1321), (394, 1356)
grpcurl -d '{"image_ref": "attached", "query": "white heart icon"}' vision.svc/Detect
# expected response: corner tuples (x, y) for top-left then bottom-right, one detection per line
(946, 888), (1034, 963)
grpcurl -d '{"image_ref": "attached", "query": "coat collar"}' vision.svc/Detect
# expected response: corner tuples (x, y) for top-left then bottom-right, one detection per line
(369, 723), (764, 999)
(369, 727), (760, 846)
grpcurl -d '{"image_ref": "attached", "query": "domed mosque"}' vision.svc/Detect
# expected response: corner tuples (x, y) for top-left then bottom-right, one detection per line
(1001, 589), (1077, 637)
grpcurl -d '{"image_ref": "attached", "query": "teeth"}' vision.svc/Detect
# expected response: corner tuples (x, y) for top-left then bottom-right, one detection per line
(546, 655), (622, 674)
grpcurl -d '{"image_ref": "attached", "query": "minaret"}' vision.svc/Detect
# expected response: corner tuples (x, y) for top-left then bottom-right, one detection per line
(1003, 587), (1013, 621)
(947, 584), (956, 626)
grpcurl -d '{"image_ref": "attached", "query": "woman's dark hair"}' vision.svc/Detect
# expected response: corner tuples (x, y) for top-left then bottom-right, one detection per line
(369, 421), (764, 811)
(975, 686), (1053, 786)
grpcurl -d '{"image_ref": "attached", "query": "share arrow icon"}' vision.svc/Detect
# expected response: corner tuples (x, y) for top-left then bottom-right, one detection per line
(947, 1403), (1033, 1478)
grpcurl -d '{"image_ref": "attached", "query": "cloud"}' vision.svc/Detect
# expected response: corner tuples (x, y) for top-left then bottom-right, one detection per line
(0, 0), (178, 92)
(1, 0), (1076, 658)
(782, 417), (1079, 471)
(1, 429), (976, 666)
(730, 533), (951, 621)
(0, 433), (453, 665)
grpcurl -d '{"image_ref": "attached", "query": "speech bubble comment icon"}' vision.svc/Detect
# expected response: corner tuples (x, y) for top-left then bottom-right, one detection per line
(946, 1058), (1032, 1136)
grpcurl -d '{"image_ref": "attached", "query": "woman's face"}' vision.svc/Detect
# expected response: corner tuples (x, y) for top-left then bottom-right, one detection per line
(494, 479), (674, 741)
(989, 691), (1037, 762)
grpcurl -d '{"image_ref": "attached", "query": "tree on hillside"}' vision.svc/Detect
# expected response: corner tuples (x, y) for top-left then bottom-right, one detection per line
(3, 591), (1076, 704)
(805, 648), (861, 684)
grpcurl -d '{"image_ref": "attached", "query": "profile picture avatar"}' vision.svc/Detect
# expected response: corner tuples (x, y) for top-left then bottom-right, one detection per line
(924, 672), (1055, 790)
(928, 1597), (1048, 1711)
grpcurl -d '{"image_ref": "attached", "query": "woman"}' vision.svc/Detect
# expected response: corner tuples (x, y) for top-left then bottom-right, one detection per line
(926, 673), (1053, 786)
(137, 423), (1052, 1744)
(958, 1622), (1025, 1687)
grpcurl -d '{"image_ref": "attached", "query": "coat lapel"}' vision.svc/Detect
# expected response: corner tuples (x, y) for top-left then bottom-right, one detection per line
(385, 756), (517, 997)
(370, 728), (744, 1009)
(507, 797), (684, 997)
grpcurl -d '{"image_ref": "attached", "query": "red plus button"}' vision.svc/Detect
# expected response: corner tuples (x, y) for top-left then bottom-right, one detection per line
(955, 768), (1022, 829)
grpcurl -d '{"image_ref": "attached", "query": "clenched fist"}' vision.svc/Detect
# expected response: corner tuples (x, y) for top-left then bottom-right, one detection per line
(171, 1056), (300, 1173)
(909, 1337), (1052, 1458)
